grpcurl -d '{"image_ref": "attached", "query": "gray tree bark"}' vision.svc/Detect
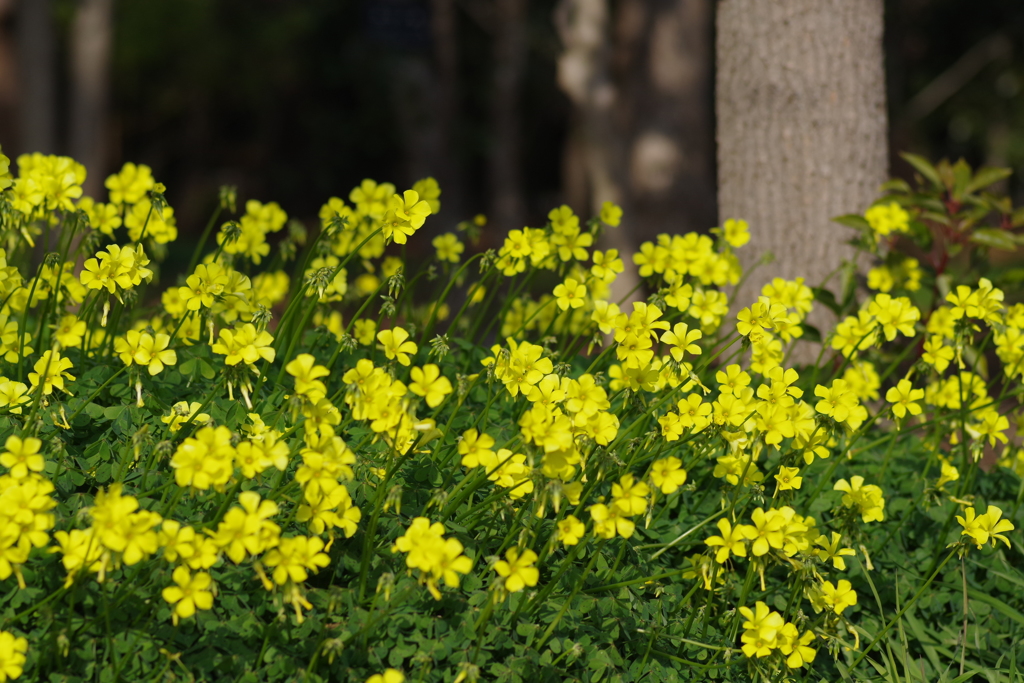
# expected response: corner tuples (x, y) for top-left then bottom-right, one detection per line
(489, 0), (528, 233)
(70, 0), (114, 198)
(17, 0), (56, 154)
(554, 0), (640, 303)
(614, 0), (716, 239)
(716, 0), (888, 314)
(0, 1), (19, 150)
(428, 0), (467, 225)
(556, 0), (716, 304)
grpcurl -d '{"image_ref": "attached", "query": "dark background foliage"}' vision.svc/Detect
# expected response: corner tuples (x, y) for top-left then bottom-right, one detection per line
(0, 0), (1022, 243)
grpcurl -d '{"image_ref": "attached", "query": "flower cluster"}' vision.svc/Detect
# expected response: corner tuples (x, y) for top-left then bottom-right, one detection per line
(392, 517), (472, 599)
(0, 145), (1018, 683)
(739, 602), (817, 669)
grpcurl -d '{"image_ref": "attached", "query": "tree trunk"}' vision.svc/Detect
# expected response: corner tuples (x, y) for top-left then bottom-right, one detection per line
(429, 0), (466, 226)
(554, 0), (640, 304)
(17, 0), (56, 154)
(489, 0), (528, 233)
(716, 0), (888, 316)
(70, 0), (113, 198)
(0, 1), (19, 151)
(613, 0), (716, 240)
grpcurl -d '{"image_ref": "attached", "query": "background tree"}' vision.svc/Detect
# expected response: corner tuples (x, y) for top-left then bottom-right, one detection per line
(70, 0), (113, 198)
(556, 0), (715, 301)
(17, 0), (56, 154)
(0, 0), (1017, 270)
(716, 0), (889, 323)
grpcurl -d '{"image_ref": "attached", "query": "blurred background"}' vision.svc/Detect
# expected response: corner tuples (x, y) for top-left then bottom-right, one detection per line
(0, 0), (1022, 255)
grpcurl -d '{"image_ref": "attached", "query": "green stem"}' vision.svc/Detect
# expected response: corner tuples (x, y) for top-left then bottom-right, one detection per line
(186, 204), (223, 276)
(848, 550), (956, 673)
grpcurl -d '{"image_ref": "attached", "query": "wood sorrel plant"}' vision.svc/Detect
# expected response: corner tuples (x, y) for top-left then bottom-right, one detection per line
(0, 148), (1021, 683)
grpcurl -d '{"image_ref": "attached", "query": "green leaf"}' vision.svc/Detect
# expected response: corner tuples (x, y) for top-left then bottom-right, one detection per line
(832, 214), (871, 231)
(85, 440), (112, 465)
(516, 622), (538, 646)
(199, 359), (217, 379)
(879, 178), (912, 194)
(922, 211), (952, 226)
(951, 158), (972, 200)
(1012, 207), (1024, 227)
(103, 405), (125, 421)
(799, 323), (822, 343)
(811, 287), (840, 315)
(840, 259), (859, 309)
(969, 227), (1017, 251)
(900, 152), (942, 187)
(964, 166), (1012, 194)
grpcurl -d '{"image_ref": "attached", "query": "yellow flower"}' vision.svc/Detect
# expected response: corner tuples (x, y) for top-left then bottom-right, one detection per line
(720, 218), (750, 248)
(114, 330), (177, 375)
(432, 232), (464, 263)
(553, 277), (586, 311)
(774, 466), (802, 491)
(589, 502), (635, 539)
(105, 161), (155, 205)
(263, 536), (331, 585)
(676, 394), (712, 433)
(285, 353), (330, 398)
(126, 197), (177, 243)
(957, 505), (1015, 549)
(591, 249), (624, 282)
(162, 566), (214, 625)
(834, 476), (885, 522)
(0, 435), (43, 479)
(738, 601), (784, 658)
(353, 318), (377, 345)
(349, 178), (394, 217)
(179, 263), (228, 311)
(366, 670), (405, 683)
(212, 323), (276, 366)
(161, 401), (210, 433)
(413, 176), (441, 213)
(0, 630), (28, 682)
(53, 314), (86, 348)
(885, 379), (923, 420)
(660, 322), (702, 363)
(749, 508), (786, 556)
(170, 425), (236, 490)
(549, 204), (579, 233)
(814, 532), (856, 570)
(778, 625), (817, 669)
(383, 190), (431, 244)
(705, 518), (756, 563)
(409, 364), (453, 408)
(493, 547), (539, 593)
(865, 201), (909, 236)
(819, 579), (857, 614)
(966, 407), (1010, 447)
(599, 200), (622, 227)
(28, 350), (75, 395)
(377, 326), (417, 366)
(867, 293), (919, 341)
(936, 459), (960, 489)
(556, 515), (585, 546)
(814, 379), (860, 423)
(611, 473), (649, 516)
(649, 456), (687, 494)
